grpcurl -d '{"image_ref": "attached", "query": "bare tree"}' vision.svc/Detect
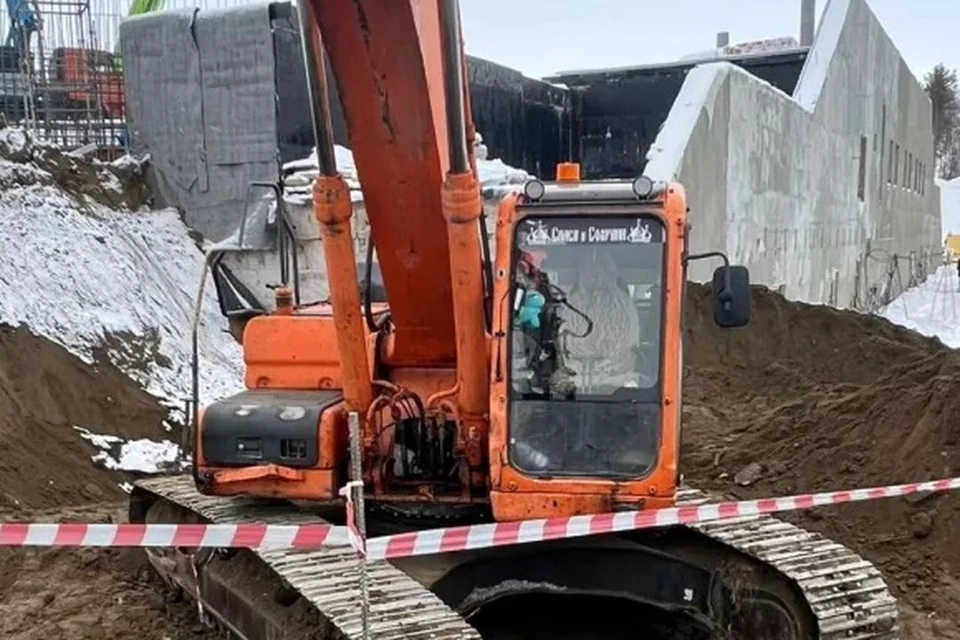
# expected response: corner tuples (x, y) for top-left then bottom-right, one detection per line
(924, 64), (960, 179)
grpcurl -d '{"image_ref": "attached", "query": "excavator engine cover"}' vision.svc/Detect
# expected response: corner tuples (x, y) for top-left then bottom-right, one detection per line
(200, 389), (343, 469)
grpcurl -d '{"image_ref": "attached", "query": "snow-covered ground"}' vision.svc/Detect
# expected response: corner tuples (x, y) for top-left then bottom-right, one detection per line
(881, 264), (960, 349)
(0, 129), (244, 475)
(0, 170), (243, 407)
(74, 426), (186, 477)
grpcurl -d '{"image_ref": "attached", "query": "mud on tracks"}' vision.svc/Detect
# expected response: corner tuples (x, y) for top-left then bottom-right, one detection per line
(681, 283), (960, 638)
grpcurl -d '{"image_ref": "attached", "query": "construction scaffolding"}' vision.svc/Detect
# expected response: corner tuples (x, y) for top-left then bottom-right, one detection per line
(0, 0), (255, 157)
(0, 0), (127, 156)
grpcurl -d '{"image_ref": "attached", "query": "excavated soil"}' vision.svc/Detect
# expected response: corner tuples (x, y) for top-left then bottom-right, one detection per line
(682, 283), (960, 639)
(0, 127), (150, 211)
(0, 324), (170, 511)
(1, 284), (960, 638)
(0, 326), (214, 637)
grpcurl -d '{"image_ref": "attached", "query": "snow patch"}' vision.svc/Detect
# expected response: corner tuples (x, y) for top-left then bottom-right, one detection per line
(95, 439), (185, 474)
(282, 144), (365, 205)
(881, 265), (960, 348)
(0, 179), (244, 410)
(75, 425), (186, 474)
(0, 127), (29, 160)
(74, 426), (123, 449)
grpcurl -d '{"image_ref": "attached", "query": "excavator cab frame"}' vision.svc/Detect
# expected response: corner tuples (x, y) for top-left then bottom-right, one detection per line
(488, 175), (751, 521)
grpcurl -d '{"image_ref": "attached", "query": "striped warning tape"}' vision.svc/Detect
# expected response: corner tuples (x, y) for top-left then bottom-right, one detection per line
(1, 476), (957, 555)
(0, 521), (349, 549)
(363, 476), (960, 560)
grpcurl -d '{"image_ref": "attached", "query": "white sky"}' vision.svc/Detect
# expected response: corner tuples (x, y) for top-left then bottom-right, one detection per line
(459, 0), (956, 81)
(4, 0), (956, 84)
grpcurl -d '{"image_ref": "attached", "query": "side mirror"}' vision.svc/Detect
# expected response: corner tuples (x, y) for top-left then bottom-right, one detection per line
(711, 265), (750, 328)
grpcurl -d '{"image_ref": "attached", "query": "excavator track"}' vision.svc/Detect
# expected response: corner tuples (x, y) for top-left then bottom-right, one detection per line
(132, 474), (899, 639)
(132, 474), (482, 640)
(677, 487), (900, 639)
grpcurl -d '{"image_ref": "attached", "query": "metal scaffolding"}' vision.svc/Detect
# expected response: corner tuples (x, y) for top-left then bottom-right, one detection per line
(0, 0), (258, 157)
(1, 0), (125, 156)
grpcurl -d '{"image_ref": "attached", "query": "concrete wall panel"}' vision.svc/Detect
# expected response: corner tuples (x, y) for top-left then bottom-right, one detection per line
(646, 0), (941, 309)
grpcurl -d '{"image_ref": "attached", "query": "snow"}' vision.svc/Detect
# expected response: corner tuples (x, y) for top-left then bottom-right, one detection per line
(75, 426), (186, 474)
(679, 37), (802, 63)
(0, 150), (244, 416)
(282, 144), (365, 205)
(645, 63), (730, 182)
(939, 177), (960, 238)
(74, 426), (123, 450)
(881, 265), (960, 349)
(793, 0), (851, 112)
(0, 129), (230, 475)
(281, 134), (532, 205)
(0, 127), (29, 159)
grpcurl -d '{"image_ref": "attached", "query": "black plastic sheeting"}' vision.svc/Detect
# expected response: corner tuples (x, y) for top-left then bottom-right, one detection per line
(550, 51), (808, 179)
(269, 24), (572, 180)
(266, 1), (806, 182)
(465, 56), (572, 178)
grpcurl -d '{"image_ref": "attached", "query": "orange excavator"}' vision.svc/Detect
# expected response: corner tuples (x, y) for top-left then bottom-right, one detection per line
(129, 1), (901, 638)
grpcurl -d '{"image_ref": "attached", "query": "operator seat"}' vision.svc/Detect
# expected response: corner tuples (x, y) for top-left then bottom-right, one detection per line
(563, 250), (641, 392)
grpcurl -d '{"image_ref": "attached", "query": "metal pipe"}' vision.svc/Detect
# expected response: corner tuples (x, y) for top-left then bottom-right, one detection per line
(314, 175), (374, 416)
(296, 0), (338, 176)
(346, 412), (370, 640)
(438, 0), (469, 174)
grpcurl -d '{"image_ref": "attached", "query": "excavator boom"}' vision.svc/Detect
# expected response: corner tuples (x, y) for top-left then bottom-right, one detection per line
(309, 0), (475, 367)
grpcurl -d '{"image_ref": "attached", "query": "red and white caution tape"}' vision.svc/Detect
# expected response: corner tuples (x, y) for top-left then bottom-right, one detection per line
(0, 521), (349, 549)
(339, 479), (367, 556)
(363, 476), (960, 560)
(1, 476), (958, 554)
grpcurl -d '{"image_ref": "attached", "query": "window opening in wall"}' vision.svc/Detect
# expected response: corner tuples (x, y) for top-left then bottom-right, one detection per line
(857, 134), (867, 201)
(915, 159), (920, 192)
(888, 140), (895, 184)
(902, 148), (908, 188)
(894, 143), (900, 186)
(907, 152), (913, 191)
(879, 104), (887, 193)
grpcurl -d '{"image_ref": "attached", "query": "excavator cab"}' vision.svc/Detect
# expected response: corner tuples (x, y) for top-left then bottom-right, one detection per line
(489, 170), (751, 520)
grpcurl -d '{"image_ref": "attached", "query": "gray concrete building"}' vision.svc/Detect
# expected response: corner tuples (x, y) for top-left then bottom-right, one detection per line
(120, 0), (939, 316)
(643, 0), (940, 308)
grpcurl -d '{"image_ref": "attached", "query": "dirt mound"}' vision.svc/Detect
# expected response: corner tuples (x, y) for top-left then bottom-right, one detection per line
(0, 324), (168, 511)
(0, 127), (149, 210)
(0, 504), (218, 640)
(681, 283), (960, 636)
